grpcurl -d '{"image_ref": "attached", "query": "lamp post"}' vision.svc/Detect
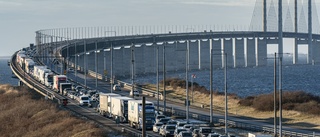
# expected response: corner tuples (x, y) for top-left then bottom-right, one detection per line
(266, 52), (289, 137)
(110, 42), (114, 93)
(163, 42), (167, 114)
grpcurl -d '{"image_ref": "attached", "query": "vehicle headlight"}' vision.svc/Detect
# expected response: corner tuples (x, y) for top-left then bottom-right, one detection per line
(166, 131), (170, 133)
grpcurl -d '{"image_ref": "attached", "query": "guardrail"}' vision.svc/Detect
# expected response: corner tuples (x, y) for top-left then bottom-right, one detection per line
(10, 53), (68, 104)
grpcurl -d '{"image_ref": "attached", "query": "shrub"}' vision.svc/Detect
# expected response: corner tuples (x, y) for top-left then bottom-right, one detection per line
(238, 96), (255, 106)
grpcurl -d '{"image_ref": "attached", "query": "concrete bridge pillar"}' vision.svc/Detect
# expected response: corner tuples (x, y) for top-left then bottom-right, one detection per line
(212, 38), (222, 68)
(223, 38), (234, 67)
(257, 38), (267, 66)
(134, 45), (144, 75)
(234, 38), (245, 67)
(121, 47), (130, 76)
(293, 38), (298, 64)
(144, 44), (155, 73)
(199, 39), (210, 70)
(246, 38), (256, 67)
(189, 40), (199, 70)
(176, 41), (187, 71)
(312, 40), (320, 64)
(166, 42), (176, 72)
(105, 49), (111, 78)
(113, 47), (124, 76)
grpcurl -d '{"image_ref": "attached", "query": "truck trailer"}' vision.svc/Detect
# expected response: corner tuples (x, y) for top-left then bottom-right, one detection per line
(99, 93), (121, 117)
(53, 75), (67, 92)
(39, 68), (51, 84)
(128, 100), (155, 130)
(44, 72), (54, 88)
(24, 58), (35, 74)
(110, 96), (134, 122)
(60, 83), (72, 96)
(33, 66), (47, 81)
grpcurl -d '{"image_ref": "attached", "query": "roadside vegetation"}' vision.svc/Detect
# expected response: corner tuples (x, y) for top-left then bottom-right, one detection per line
(0, 84), (105, 137)
(143, 78), (320, 129)
(239, 91), (320, 115)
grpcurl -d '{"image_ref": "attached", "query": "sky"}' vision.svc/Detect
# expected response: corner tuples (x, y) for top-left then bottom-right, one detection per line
(0, 0), (319, 56)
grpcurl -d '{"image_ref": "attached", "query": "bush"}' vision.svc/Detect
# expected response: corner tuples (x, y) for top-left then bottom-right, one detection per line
(239, 91), (320, 115)
(0, 85), (106, 137)
(238, 96), (255, 106)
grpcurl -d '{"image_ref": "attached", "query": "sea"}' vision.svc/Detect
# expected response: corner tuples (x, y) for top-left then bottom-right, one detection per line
(124, 54), (320, 98)
(0, 57), (19, 86)
(2, 55), (320, 98)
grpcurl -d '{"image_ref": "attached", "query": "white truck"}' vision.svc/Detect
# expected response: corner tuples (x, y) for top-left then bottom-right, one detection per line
(53, 75), (67, 92)
(110, 96), (134, 123)
(128, 100), (155, 130)
(24, 58), (35, 74)
(99, 93), (121, 117)
(39, 68), (51, 84)
(60, 83), (72, 96)
(33, 66), (47, 81)
(44, 72), (54, 88)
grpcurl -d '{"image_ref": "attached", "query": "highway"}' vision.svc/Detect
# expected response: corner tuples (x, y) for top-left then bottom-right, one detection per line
(50, 56), (320, 137)
(11, 53), (162, 137)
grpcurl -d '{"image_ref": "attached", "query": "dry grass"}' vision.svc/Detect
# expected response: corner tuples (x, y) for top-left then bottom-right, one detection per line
(0, 84), (106, 137)
(145, 83), (320, 130)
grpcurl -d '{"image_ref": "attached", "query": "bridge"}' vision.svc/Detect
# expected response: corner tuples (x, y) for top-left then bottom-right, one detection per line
(12, 0), (320, 136)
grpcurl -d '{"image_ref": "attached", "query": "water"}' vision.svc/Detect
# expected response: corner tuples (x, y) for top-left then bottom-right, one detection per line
(0, 57), (19, 85)
(122, 56), (320, 98)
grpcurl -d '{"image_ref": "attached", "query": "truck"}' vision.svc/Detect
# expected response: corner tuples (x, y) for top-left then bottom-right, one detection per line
(24, 58), (35, 74)
(39, 68), (51, 84)
(128, 100), (155, 130)
(60, 83), (72, 96)
(33, 65), (47, 81)
(44, 72), (54, 88)
(110, 96), (134, 123)
(53, 75), (67, 92)
(99, 93), (121, 117)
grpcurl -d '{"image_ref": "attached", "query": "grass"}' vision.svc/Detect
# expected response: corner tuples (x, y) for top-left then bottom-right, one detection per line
(0, 84), (106, 137)
(144, 78), (320, 130)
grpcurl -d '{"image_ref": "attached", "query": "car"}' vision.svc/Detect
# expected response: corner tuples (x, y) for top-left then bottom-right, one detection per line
(167, 120), (177, 125)
(113, 84), (121, 91)
(156, 115), (166, 123)
(63, 88), (72, 96)
(192, 129), (199, 137)
(178, 131), (193, 137)
(67, 91), (76, 99)
(158, 117), (171, 125)
(67, 68), (74, 73)
(176, 121), (187, 129)
(159, 124), (176, 137)
(198, 127), (212, 137)
(130, 89), (140, 97)
(183, 124), (193, 131)
(174, 128), (187, 137)
(78, 95), (91, 106)
(207, 133), (220, 137)
(75, 86), (84, 92)
(153, 122), (164, 133)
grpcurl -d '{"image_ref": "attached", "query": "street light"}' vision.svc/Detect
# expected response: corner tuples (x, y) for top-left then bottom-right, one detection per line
(266, 52), (290, 137)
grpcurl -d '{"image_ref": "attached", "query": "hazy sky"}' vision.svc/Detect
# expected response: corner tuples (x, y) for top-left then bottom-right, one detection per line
(0, 0), (319, 56)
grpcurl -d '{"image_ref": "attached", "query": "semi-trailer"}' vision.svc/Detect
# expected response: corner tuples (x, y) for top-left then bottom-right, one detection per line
(53, 75), (67, 92)
(44, 72), (54, 88)
(110, 96), (134, 122)
(99, 93), (121, 117)
(128, 100), (155, 130)
(39, 68), (51, 84)
(33, 66), (47, 81)
(24, 58), (35, 74)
